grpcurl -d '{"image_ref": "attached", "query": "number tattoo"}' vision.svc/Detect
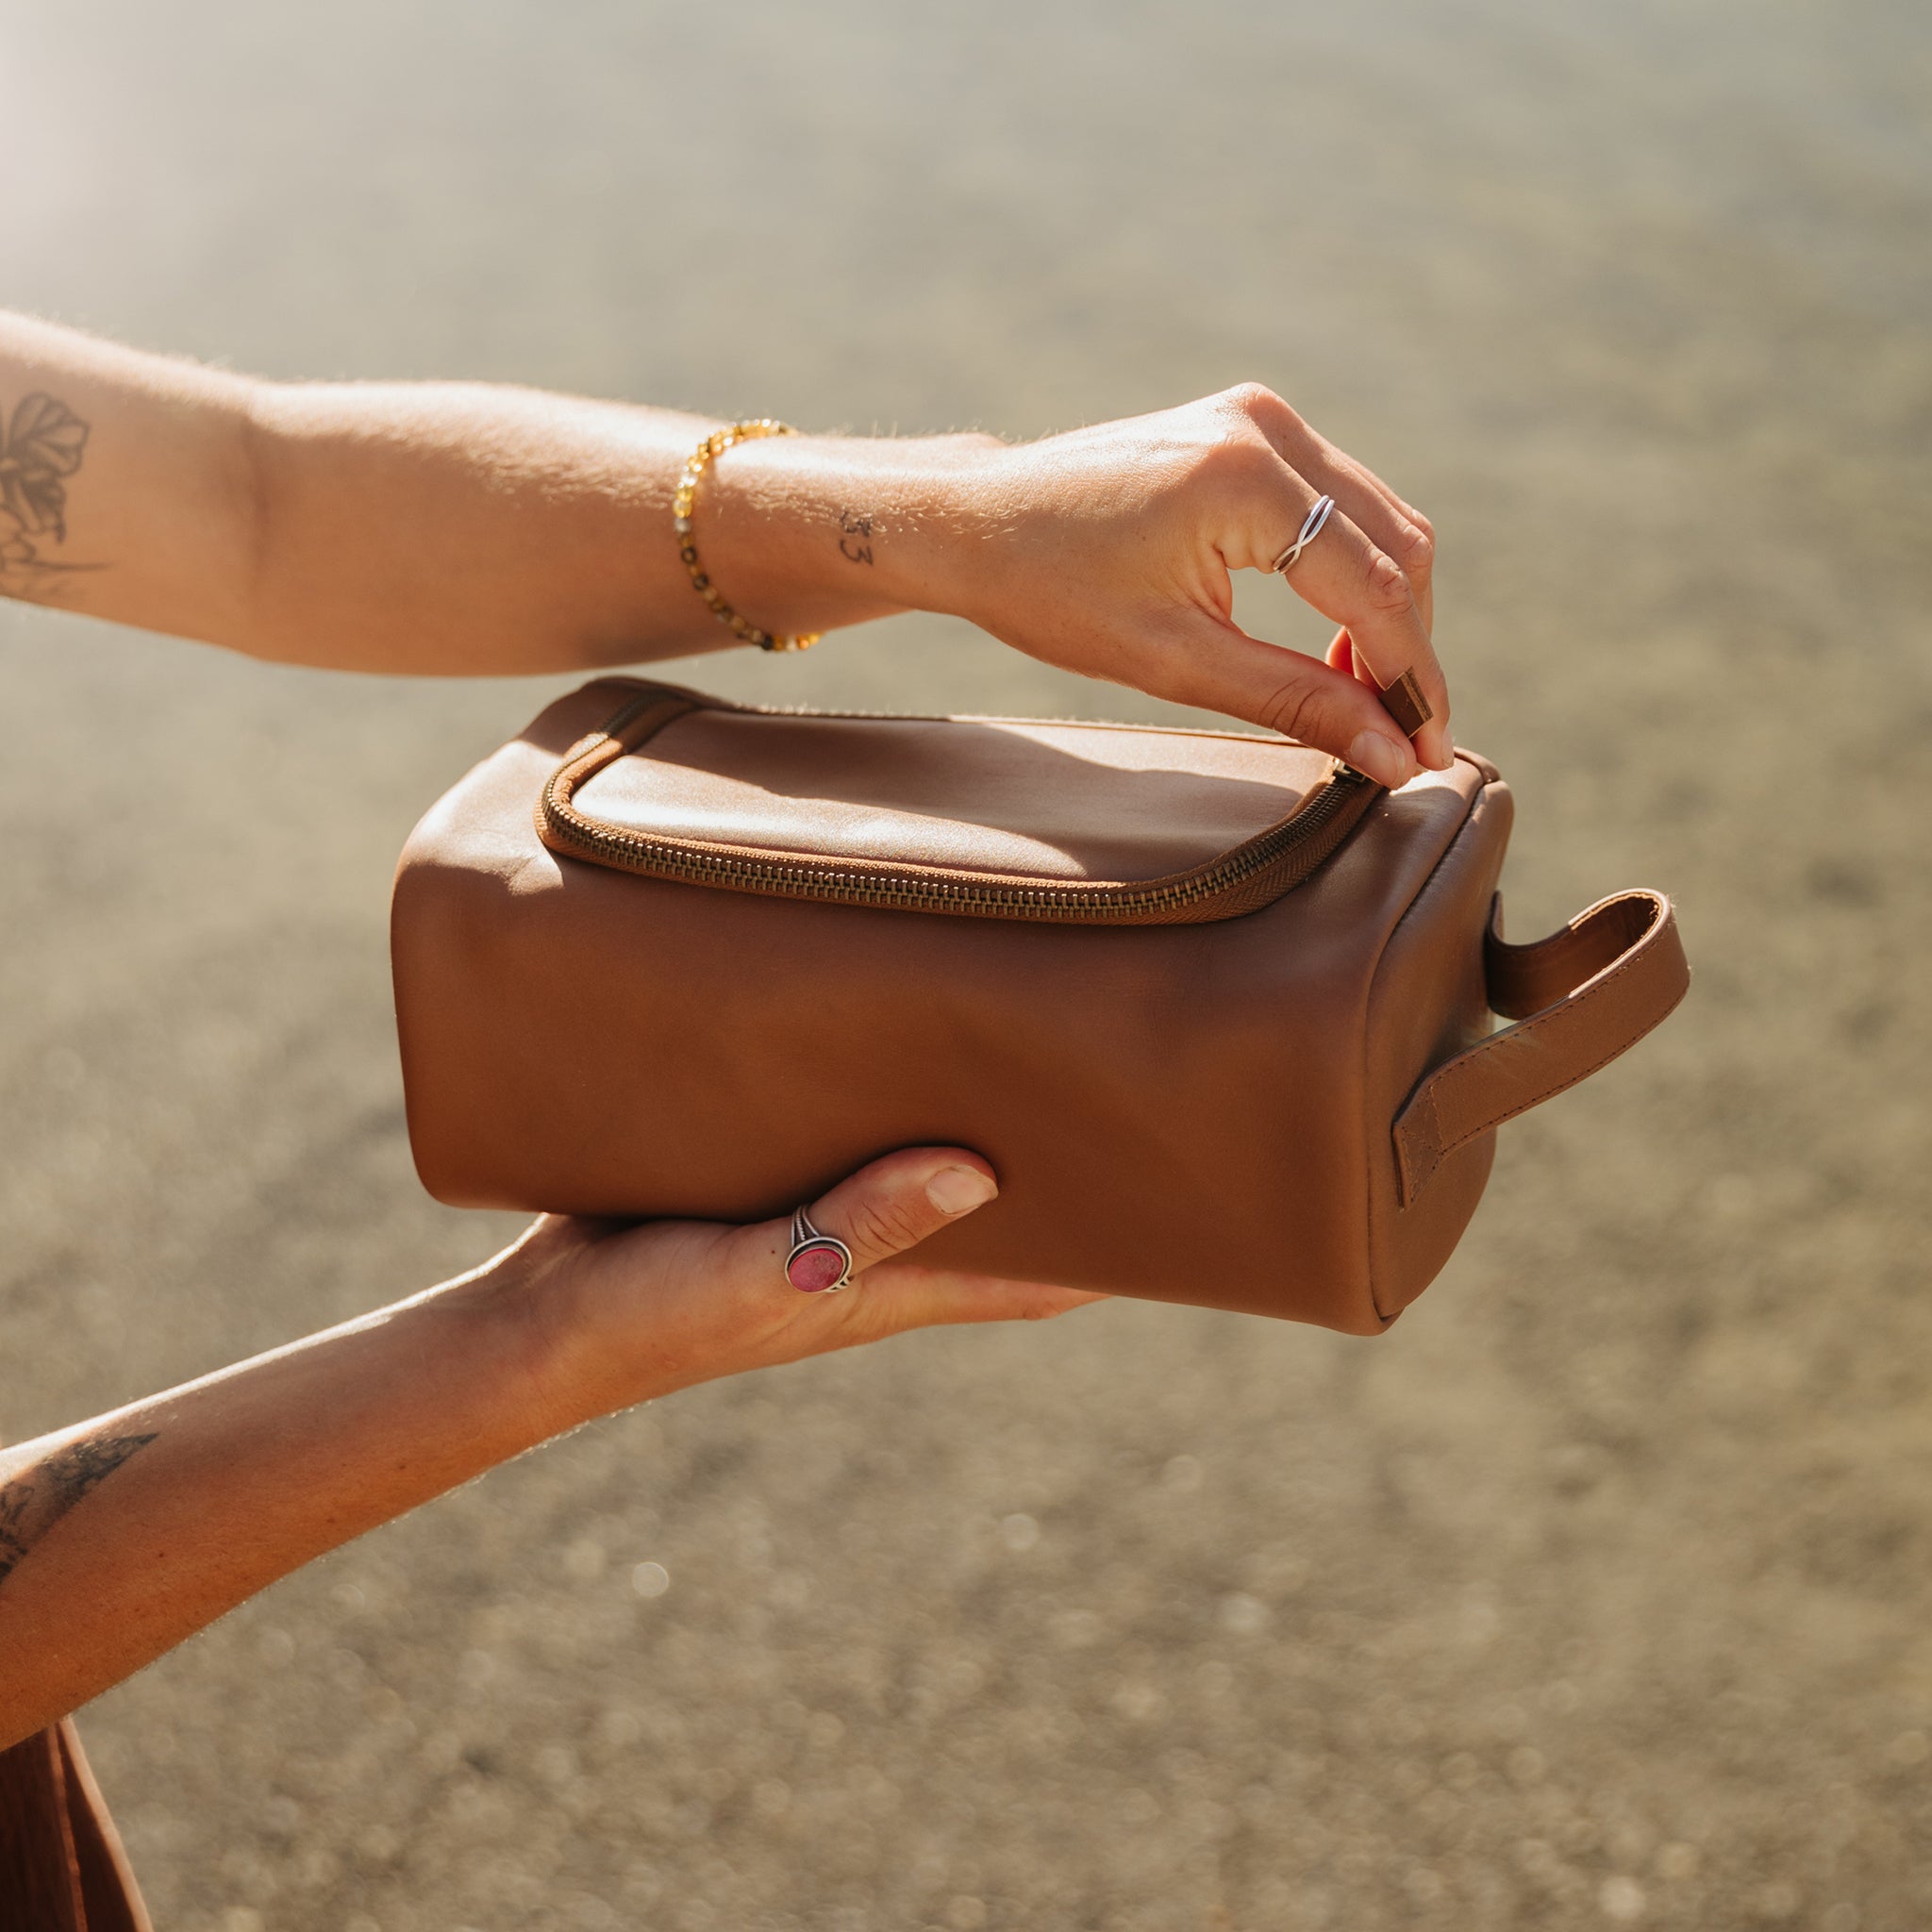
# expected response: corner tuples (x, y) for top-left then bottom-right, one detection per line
(837, 508), (874, 566)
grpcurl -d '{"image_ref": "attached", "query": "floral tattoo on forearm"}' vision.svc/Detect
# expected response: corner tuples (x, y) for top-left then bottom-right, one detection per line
(0, 391), (101, 604)
(0, 1431), (157, 1589)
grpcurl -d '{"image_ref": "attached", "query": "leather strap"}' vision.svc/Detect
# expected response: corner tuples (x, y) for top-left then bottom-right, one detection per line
(1393, 890), (1690, 1207)
(57, 1722), (150, 1932)
(0, 1726), (84, 1932)
(0, 1721), (150, 1931)
(1377, 669), (1434, 739)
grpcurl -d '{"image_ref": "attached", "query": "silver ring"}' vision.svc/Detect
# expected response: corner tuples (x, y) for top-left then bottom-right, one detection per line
(785, 1206), (854, 1293)
(1271, 495), (1336, 575)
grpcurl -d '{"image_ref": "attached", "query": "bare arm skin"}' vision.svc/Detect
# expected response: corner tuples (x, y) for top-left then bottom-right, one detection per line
(0, 311), (918, 672)
(0, 1152), (1092, 1750)
(0, 312), (1450, 783)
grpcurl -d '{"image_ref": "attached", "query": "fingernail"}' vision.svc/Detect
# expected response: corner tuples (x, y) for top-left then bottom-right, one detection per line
(1346, 730), (1412, 791)
(926, 1165), (997, 1215)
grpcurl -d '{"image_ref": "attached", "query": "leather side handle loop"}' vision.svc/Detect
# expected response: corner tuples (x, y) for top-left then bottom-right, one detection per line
(1392, 890), (1689, 1208)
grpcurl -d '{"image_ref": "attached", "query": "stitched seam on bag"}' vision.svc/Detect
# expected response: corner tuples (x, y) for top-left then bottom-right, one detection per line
(1394, 893), (1673, 1201)
(1395, 1088), (1442, 1208)
(1453, 898), (1662, 1070)
(1430, 941), (1685, 1161)
(1430, 978), (1689, 1158)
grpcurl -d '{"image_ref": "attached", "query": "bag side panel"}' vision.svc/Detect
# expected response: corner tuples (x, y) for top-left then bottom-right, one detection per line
(397, 826), (1372, 1322)
(393, 680), (645, 1207)
(1362, 779), (1514, 1322)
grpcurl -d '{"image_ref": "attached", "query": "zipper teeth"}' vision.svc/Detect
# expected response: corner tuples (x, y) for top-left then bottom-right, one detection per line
(543, 737), (1370, 919)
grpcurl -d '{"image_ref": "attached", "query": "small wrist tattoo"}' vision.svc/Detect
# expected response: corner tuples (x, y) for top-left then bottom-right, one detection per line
(837, 508), (874, 566)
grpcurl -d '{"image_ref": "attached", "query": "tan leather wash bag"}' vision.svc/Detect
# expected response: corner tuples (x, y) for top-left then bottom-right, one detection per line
(391, 676), (1689, 1333)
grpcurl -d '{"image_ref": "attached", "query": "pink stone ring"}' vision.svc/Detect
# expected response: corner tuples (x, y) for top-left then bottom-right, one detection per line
(785, 1206), (855, 1293)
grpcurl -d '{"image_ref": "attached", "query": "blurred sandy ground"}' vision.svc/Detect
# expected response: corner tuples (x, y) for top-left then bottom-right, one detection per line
(2, 1), (1928, 1926)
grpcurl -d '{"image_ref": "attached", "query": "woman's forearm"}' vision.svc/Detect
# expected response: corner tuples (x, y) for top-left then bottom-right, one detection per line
(0, 310), (973, 674)
(242, 383), (977, 673)
(4, 314), (1455, 797)
(0, 1254), (575, 1748)
(0, 1150), (1061, 1750)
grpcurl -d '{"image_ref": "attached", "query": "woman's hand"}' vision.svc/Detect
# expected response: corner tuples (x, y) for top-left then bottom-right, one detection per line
(931, 386), (1450, 791)
(511, 1148), (1102, 1429)
(0, 1145), (1091, 1746)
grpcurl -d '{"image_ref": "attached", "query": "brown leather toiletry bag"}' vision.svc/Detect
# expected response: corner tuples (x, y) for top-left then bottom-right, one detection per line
(391, 676), (1688, 1332)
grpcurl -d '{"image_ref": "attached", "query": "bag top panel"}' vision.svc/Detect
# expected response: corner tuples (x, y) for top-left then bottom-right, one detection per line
(574, 702), (1341, 884)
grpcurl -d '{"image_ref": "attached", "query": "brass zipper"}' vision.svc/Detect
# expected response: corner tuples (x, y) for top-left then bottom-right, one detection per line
(536, 686), (1380, 926)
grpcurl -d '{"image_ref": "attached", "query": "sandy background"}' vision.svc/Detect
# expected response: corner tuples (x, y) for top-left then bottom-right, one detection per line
(3, 1), (1928, 1927)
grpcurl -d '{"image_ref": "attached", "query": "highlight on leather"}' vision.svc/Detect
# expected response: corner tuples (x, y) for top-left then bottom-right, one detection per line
(1391, 891), (1690, 1208)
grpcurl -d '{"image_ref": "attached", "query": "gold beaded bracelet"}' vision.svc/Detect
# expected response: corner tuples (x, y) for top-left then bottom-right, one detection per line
(674, 420), (820, 653)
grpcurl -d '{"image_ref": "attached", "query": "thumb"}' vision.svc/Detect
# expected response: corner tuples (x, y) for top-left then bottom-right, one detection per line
(1159, 613), (1421, 791)
(779, 1146), (1000, 1289)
